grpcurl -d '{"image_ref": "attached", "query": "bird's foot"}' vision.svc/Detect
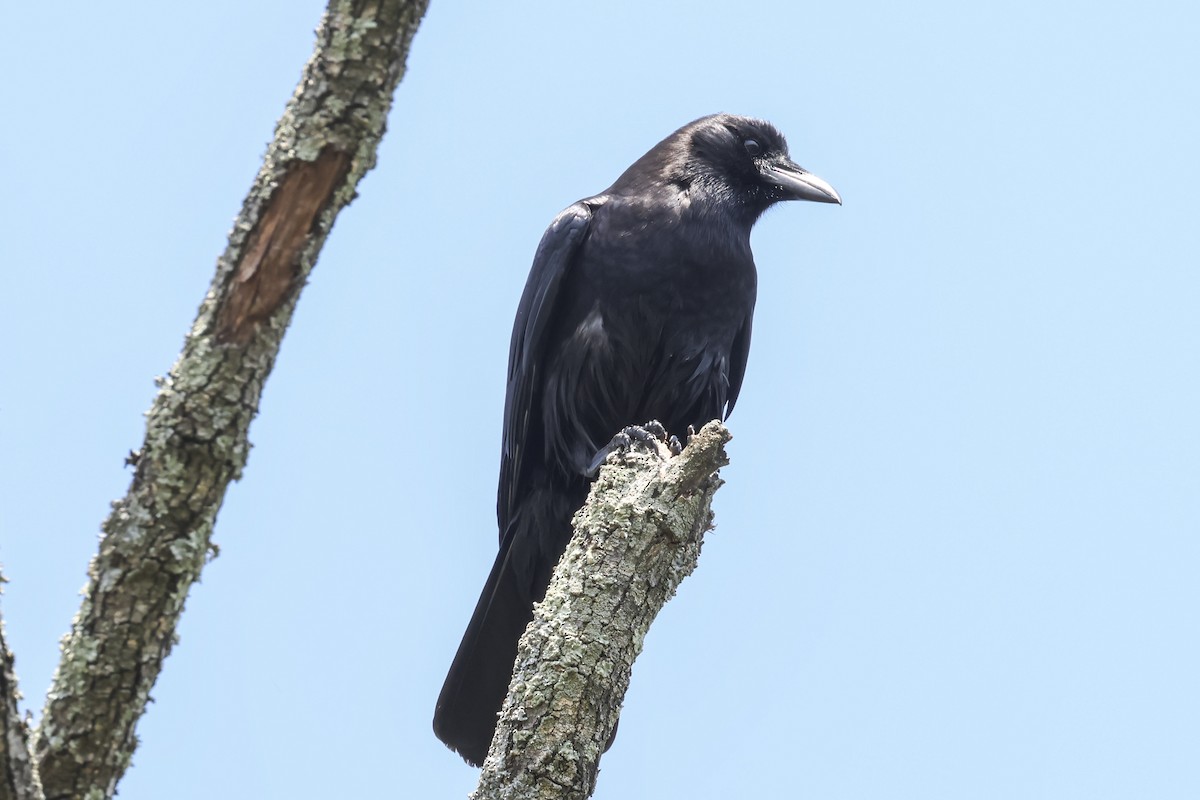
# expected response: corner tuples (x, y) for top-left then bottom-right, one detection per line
(585, 421), (671, 477)
(631, 420), (669, 444)
(667, 425), (698, 455)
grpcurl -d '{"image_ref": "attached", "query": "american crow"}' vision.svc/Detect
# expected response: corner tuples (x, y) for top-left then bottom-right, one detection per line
(434, 114), (840, 766)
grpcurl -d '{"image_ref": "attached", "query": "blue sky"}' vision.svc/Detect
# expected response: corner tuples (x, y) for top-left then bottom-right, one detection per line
(3, 1), (1199, 798)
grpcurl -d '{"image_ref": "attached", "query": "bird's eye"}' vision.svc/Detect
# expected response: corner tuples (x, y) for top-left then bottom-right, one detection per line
(743, 139), (762, 156)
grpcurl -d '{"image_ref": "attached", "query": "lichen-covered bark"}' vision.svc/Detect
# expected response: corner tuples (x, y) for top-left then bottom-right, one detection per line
(0, 576), (41, 800)
(28, 2), (429, 798)
(473, 421), (732, 800)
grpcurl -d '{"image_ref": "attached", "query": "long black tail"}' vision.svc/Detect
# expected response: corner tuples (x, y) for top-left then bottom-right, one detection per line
(434, 481), (585, 765)
(433, 540), (534, 766)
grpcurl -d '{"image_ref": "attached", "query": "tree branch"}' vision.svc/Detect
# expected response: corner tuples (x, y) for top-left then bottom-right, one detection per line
(0, 571), (41, 800)
(28, 2), (428, 798)
(473, 421), (733, 800)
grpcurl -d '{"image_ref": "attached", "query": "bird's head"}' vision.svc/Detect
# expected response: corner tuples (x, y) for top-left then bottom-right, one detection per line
(610, 114), (841, 224)
(682, 114), (841, 214)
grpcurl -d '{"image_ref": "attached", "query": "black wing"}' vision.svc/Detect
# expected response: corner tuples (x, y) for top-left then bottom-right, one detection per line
(724, 313), (753, 418)
(497, 202), (594, 542)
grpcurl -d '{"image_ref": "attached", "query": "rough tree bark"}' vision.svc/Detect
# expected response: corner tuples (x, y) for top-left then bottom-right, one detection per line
(0, 3), (428, 799)
(0, 573), (40, 800)
(473, 421), (733, 800)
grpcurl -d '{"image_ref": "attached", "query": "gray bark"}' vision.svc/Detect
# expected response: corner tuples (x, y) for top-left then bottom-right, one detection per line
(20, 2), (429, 798)
(473, 421), (733, 800)
(0, 573), (41, 800)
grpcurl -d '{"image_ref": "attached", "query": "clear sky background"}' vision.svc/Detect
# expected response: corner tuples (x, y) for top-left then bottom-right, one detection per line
(3, 1), (1199, 798)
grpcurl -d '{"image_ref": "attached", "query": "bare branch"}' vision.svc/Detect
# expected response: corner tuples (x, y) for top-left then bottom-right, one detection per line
(0, 572), (42, 800)
(29, 2), (429, 798)
(474, 421), (733, 800)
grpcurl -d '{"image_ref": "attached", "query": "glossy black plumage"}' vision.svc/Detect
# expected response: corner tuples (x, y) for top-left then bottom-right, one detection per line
(434, 114), (840, 766)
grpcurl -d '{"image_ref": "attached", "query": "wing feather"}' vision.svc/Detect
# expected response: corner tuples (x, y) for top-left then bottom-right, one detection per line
(497, 202), (594, 541)
(724, 314), (753, 418)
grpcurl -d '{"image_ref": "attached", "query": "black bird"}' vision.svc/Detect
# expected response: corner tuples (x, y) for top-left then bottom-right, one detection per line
(434, 114), (840, 766)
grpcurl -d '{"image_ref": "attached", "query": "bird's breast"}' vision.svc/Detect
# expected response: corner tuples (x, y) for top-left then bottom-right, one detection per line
(538, 212), (756, 477)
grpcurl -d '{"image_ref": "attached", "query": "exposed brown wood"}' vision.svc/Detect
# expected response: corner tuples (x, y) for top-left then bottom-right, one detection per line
(24, 2), (430, 798)
(216, 148), (352, 344)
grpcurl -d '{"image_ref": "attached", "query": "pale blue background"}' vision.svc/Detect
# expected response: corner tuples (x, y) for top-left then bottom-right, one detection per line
(3, 2), (1199, 798)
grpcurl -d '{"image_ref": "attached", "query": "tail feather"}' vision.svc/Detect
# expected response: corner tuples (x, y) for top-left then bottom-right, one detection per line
(433, 543), (533, 767)
(434, 483), (588, 766)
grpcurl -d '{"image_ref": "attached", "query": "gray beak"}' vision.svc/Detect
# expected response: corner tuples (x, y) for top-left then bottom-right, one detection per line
(761, 159), (842, 205)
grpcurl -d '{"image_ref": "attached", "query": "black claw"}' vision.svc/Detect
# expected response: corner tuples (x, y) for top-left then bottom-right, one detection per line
(621, 423), (660, 446)
(585, 433), (628, 477)
(585, 422), (672, 477)
(641, 420), (668, 441)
